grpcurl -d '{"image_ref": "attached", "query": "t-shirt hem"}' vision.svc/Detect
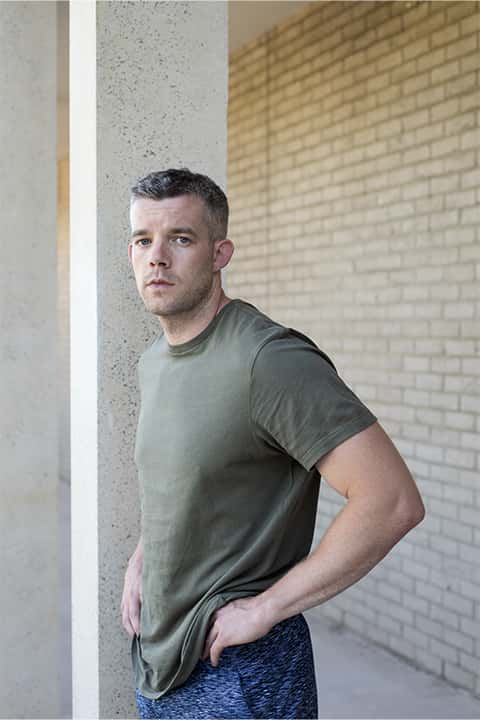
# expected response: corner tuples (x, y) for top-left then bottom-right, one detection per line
(135, 686), (165, 701)
(301, 411), (377, 472)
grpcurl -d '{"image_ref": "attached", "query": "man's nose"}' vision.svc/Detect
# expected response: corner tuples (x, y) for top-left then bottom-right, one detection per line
(148, 238), (171, 266)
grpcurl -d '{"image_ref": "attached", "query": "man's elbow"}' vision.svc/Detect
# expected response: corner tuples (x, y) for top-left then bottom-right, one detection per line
(396, 492), (426, 531)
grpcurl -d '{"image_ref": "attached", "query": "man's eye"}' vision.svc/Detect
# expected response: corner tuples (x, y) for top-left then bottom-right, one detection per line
(175, 236), (191, 246)
(135, 238), (150, 246)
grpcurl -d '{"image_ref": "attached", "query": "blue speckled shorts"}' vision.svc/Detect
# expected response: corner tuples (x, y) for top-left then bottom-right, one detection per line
(135, 613), (318, 719)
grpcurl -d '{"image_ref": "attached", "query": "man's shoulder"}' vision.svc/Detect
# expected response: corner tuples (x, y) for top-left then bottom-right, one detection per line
(230, 299), (336, 374)
(226, 298), (291, 362)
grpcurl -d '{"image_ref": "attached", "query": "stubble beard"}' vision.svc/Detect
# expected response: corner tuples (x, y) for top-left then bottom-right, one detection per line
(144, 271), (215, 319)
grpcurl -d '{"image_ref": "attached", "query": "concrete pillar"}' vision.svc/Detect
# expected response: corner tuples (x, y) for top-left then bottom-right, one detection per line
(0, 2), (60, 718)
(69, 2), (228, 717)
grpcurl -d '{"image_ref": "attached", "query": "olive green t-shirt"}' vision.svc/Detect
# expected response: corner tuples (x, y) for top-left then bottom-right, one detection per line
(131, 298), (377, 699)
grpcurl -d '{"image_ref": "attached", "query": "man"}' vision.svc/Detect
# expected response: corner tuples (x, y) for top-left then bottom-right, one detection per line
(122, 167), (425, 719)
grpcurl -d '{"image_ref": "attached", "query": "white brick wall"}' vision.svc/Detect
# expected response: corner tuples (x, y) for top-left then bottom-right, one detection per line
(228, 0), (480, 697)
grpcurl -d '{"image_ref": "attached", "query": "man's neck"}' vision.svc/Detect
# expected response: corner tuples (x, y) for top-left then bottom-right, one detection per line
(160, 289), (232, 346)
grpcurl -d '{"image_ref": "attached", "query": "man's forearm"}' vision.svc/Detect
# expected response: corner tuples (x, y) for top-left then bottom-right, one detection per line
(254, 496), (422, 627)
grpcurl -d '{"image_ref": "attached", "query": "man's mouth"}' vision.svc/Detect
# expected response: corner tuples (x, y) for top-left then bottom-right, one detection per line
(148, 279), (174, 287)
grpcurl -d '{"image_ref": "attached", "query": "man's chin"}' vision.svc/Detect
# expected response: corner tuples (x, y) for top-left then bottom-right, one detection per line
(147, 305), (175, 317)
(143, 283), (214, 318)
(145, 301), (191, 317)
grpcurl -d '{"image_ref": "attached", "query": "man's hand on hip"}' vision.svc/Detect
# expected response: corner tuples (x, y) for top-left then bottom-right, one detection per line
(201, 596), (274, 667)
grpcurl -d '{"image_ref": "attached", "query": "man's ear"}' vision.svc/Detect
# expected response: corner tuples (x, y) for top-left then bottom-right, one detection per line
(128, 242), (133, 263)
(213, 238), (235, 273)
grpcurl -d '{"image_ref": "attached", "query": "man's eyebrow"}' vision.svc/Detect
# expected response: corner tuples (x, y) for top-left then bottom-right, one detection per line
(169, 226), (198, 238)
(130, 226), (198, 238)
(131, 229), (149, 238)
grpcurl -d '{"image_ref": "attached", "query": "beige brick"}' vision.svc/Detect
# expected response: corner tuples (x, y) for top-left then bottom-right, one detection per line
(445, 448), (476, 469)
(432, 22), (461, 48)
(460, 282), (480, 300)
(445, 70), (477, 99)
(378, 13), (403, 41)
(446, 2), (478, 24)
(461, 50), (479, 74)
(446, 189), (476, 210)
(430, 284), (459, 302)
(403, 282), (430, 300)
(415, 157), (444, 178)
(460, 580), (480, 604)
(445, 376), (472, 394)
(460, 128), (480, 151)
(414, 340), (443, 356)
(459, 652), (480, 677)
(402, 36), (430, 62)
(415, 649), (443, 676)
(447, 112), (477, 139)
(461, 204), (480, 226)
(429, 639), (458, 665)
(461, 389), (480, 412)
(402, 108), (430, 131)
(403, 2), (429, 30)
(403, 70), (431, 97)
(445, 338), (475, 357)
(417, 373), (443, 391)
(431, 97), (461, 123)
(461, 11), (480, 36)
(460, 86), (480, 112)
(457, 238), (480, 264)
(430, 535), (458, 558)
(444, 150), (476, 173)
(441, 517), (474, 544)
(460, 620), (480, 652)
(416, 84), (446, 108)
(445, 227), (476, 246)
(433, 135), (462, 157)
(446, 33), (478, 61)
(462, 357), (480, 375)
(444, 302), (475, 320)
(461, 167), (480, 190)
(417, 46), (447, 73)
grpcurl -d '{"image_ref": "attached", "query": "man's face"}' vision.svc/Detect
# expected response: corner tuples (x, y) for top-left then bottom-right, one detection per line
(128, 194), (222, 318)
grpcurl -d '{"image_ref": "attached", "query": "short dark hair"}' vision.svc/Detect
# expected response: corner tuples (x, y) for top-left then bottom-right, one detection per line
(130, 168), (229, 242)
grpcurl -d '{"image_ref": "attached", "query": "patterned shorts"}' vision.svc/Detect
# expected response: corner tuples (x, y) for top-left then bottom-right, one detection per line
(135, 613), (318, 719)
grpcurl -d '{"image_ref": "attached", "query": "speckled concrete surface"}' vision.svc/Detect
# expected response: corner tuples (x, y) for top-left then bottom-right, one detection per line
(0, 2), (60, 718)
(306, 611), (480, 719)
(69, 1), (228, 717)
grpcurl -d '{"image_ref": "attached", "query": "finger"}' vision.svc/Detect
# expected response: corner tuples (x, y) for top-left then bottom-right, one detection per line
(130, 593), (142, 634)
(122, 607), (135, 638)
(131, 606), (141, 636)
(122, 596), (140, 638)
(210, 639), (223, 667)
(201, 625), (218, 660)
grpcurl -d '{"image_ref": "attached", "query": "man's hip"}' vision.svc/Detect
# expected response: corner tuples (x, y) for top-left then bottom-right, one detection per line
(135, 613), (318, 719)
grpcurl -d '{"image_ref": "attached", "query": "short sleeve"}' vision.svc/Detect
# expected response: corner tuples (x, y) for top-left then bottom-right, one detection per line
(250, 331), (377, 472)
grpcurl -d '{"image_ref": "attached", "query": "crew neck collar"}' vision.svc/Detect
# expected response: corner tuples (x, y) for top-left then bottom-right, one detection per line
(165, 298), (241, 356)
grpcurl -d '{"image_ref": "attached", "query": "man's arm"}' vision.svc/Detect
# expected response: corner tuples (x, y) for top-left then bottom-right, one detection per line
(121, 535), (143, 638)
(253, 420), (425, 622)
(202, 421), (425, 665)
